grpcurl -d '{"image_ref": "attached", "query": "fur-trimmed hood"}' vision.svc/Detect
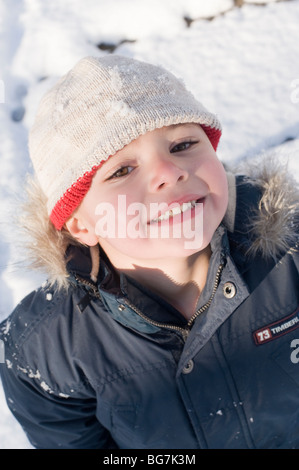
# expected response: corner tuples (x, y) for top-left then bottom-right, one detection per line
(18, 156), (299, 290)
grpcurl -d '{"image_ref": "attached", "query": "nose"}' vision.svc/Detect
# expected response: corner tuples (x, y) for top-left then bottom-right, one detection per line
(147, 157), (188, 193)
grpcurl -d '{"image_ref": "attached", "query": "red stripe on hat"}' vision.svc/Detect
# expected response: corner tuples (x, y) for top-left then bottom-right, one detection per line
(201, 125), (221, 152)
(50, 165), (101, 230)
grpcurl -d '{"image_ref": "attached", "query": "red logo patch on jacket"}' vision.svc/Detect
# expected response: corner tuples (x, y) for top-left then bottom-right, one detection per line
(253, 307), (299, 345)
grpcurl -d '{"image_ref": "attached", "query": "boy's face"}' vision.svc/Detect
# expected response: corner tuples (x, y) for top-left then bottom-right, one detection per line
(68, 124), (228, 263)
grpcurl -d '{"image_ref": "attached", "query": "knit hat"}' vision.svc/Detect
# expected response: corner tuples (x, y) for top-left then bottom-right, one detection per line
(29, 55), (222, 230)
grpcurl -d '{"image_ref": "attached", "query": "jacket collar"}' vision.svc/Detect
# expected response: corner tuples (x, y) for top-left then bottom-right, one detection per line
(95, 225), (231, 327)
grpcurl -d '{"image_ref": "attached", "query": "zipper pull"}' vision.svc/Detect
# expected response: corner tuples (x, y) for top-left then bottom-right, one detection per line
(181, 328), (190, 342)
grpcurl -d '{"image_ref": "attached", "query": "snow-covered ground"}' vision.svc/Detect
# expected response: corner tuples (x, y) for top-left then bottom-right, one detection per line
(0, 0), (299, 449)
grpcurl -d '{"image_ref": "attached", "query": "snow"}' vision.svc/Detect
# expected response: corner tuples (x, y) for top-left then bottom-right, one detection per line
(0, 0), (299, 449)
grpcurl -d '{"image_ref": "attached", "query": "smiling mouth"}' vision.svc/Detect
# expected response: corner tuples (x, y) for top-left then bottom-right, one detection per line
(149, 198), (204, 224)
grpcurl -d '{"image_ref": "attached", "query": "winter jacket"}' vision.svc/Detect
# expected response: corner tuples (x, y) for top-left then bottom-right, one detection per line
(0, 160), (299, 449)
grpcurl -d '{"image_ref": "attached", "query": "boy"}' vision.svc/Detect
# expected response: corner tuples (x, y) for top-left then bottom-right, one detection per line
(0, 55), (299, 449)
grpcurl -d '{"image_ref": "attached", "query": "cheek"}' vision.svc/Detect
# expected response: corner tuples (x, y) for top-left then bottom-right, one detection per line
(203, 158), (227, 197)
(93, 193), (144, 239)
(199, 158), (229, 225)
(78, 189), (116, 232)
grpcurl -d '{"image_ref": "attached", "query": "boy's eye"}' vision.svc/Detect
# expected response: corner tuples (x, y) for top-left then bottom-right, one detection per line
(170, 141), (198, 153)
(108, 166), (134, 180)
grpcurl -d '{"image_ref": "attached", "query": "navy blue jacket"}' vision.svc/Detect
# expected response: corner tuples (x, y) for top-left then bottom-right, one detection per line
(1, 172), (299, 449)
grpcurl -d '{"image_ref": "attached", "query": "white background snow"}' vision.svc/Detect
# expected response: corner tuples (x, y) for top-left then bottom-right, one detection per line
(0, 0), (299, 449)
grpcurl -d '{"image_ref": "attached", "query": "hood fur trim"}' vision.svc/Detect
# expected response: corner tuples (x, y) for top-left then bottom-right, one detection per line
(18, 176), (79, 290)
(233, 156), (299, 260)
(18, 156), (299, 289)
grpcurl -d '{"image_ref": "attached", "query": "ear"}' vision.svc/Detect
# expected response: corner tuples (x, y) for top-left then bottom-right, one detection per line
(65, 216), (99, 246)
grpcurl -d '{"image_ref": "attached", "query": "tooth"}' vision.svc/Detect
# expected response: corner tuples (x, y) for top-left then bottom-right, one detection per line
(181, 202), (191, 213)
(172, 206), (181, 216)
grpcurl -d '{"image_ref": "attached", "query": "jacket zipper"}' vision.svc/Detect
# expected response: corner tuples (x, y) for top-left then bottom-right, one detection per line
(74, 275), (102, 298)
(75, 262), (225, 341)
(122, 262), (225, 341)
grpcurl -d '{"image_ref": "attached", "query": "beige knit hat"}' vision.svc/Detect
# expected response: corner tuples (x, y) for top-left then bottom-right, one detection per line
(29, 55), (222, 230)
